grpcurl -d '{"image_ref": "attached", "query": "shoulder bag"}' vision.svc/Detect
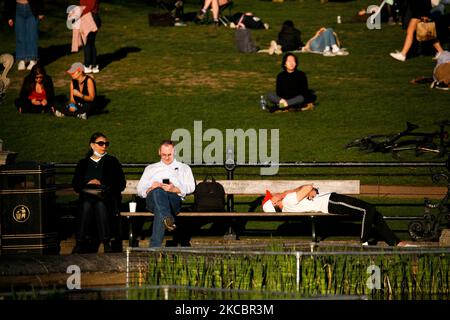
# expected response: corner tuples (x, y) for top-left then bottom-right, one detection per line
(416, 20), (437, 42)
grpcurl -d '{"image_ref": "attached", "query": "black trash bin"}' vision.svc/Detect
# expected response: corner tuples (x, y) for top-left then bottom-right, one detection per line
(0, 161), (60, 254)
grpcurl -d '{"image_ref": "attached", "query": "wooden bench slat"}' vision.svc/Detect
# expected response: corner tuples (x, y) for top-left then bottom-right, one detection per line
(122, 179), (360, 195)
(120, 212), (347, 217)
(120, 179), (360, 246)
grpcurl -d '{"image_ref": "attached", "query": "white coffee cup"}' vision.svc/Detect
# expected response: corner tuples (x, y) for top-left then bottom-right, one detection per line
(129, 201), (137, 213)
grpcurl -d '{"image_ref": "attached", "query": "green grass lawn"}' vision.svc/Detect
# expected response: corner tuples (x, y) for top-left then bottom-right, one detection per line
(1, 0), (449, 171)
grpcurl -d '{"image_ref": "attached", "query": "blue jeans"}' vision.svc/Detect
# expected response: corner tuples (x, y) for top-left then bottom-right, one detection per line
(15, 3), (39, 61)
(145, 188), (182, 247)
(309, 28), (336, 52)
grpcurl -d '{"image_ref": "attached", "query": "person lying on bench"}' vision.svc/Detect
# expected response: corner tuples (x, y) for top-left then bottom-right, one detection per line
(136, 139), (195, 247)
(262, 184), (410, 247)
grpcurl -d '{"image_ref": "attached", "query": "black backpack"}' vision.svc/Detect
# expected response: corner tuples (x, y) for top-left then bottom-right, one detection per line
(193, 176), (226, 212)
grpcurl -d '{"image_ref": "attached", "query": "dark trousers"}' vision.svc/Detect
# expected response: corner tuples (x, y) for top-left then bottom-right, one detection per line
(267, 93), (305, 108)
(84, 14), (101, 67)
(15, 98), (52, 113)
(84, 31), (97, 67)
(76, 196), (110, 242)
(327, 193), (400, 246)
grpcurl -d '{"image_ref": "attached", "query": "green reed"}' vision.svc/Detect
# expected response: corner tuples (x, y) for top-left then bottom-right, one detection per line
(128, 249), (450, 300)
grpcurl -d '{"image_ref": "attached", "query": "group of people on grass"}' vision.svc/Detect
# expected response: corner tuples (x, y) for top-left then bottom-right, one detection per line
(3, 0), (101, 118)
(4, 0), (101, 73)
(4, 0), (449, 118)
(72, 135), (412, 253)
(258, 20), (348, 113)
(14, 61), (97, 119)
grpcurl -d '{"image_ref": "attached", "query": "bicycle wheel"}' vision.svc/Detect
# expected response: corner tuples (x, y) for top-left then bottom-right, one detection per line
(408, 221), (425, 241)
(391, 142), (441, 160)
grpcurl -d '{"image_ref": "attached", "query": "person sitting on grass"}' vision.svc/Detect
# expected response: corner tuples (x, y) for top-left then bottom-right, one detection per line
(15, 63), (55, 114)
(258, 20), (303, 55)
(54, 62), (96, 120)
(263, 52), (316, 113)
(262, 184), (412, 247)
(431, 50), (450, 90)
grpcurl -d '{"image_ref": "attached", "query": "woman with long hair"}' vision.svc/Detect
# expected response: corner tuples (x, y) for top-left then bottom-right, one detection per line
(4, 0), (44, 71)
(15, 63), (55, 113)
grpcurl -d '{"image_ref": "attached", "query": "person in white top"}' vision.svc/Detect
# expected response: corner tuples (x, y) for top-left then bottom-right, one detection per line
(137, 140), (195, 247)
(262, 184), (409, 247)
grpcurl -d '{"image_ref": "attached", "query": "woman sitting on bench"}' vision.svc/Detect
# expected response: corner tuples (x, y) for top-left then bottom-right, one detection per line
(262, 184), (411, 247)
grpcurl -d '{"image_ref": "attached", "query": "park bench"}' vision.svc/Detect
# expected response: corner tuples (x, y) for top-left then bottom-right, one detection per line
(119, 179), (360, 246)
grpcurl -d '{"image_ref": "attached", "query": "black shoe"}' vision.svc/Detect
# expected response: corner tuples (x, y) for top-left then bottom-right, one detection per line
(268, 105), (278, 113)
(72, 241), (86, 254)
(180, 240), (191, 247)
(111, 239), (123, 253)
(163, 216), (176, 231)
(103, 241), (113, 253)
(165, 239), (178, 247)
(72, 245), (83, 254)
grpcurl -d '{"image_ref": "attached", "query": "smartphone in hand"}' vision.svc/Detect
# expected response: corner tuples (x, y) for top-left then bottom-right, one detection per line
(162, 179), (170, 184)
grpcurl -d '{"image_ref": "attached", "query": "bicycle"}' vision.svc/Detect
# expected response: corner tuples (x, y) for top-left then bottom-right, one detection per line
(408, 169), (450, 241)
(345, 120), (450, 160)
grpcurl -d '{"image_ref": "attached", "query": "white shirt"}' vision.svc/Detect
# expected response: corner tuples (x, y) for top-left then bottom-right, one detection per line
(282, 191), (332, 213)
(136, 159), (196, 199)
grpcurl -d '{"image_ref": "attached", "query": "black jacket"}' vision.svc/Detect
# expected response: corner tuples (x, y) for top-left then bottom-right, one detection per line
(72, 154), (126, 204)
(278, 26), (304, 52)
(276, 69), (309, 100)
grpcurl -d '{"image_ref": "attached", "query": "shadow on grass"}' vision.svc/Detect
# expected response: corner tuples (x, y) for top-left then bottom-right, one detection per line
(38, 44), (72, 66)
(97, 47), (142, 71)
(37, 45), (142, 70)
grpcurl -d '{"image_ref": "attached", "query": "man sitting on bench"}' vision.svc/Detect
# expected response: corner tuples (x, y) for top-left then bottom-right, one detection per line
(262, 184), (409, 247)
(136, 139), (195, 247)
